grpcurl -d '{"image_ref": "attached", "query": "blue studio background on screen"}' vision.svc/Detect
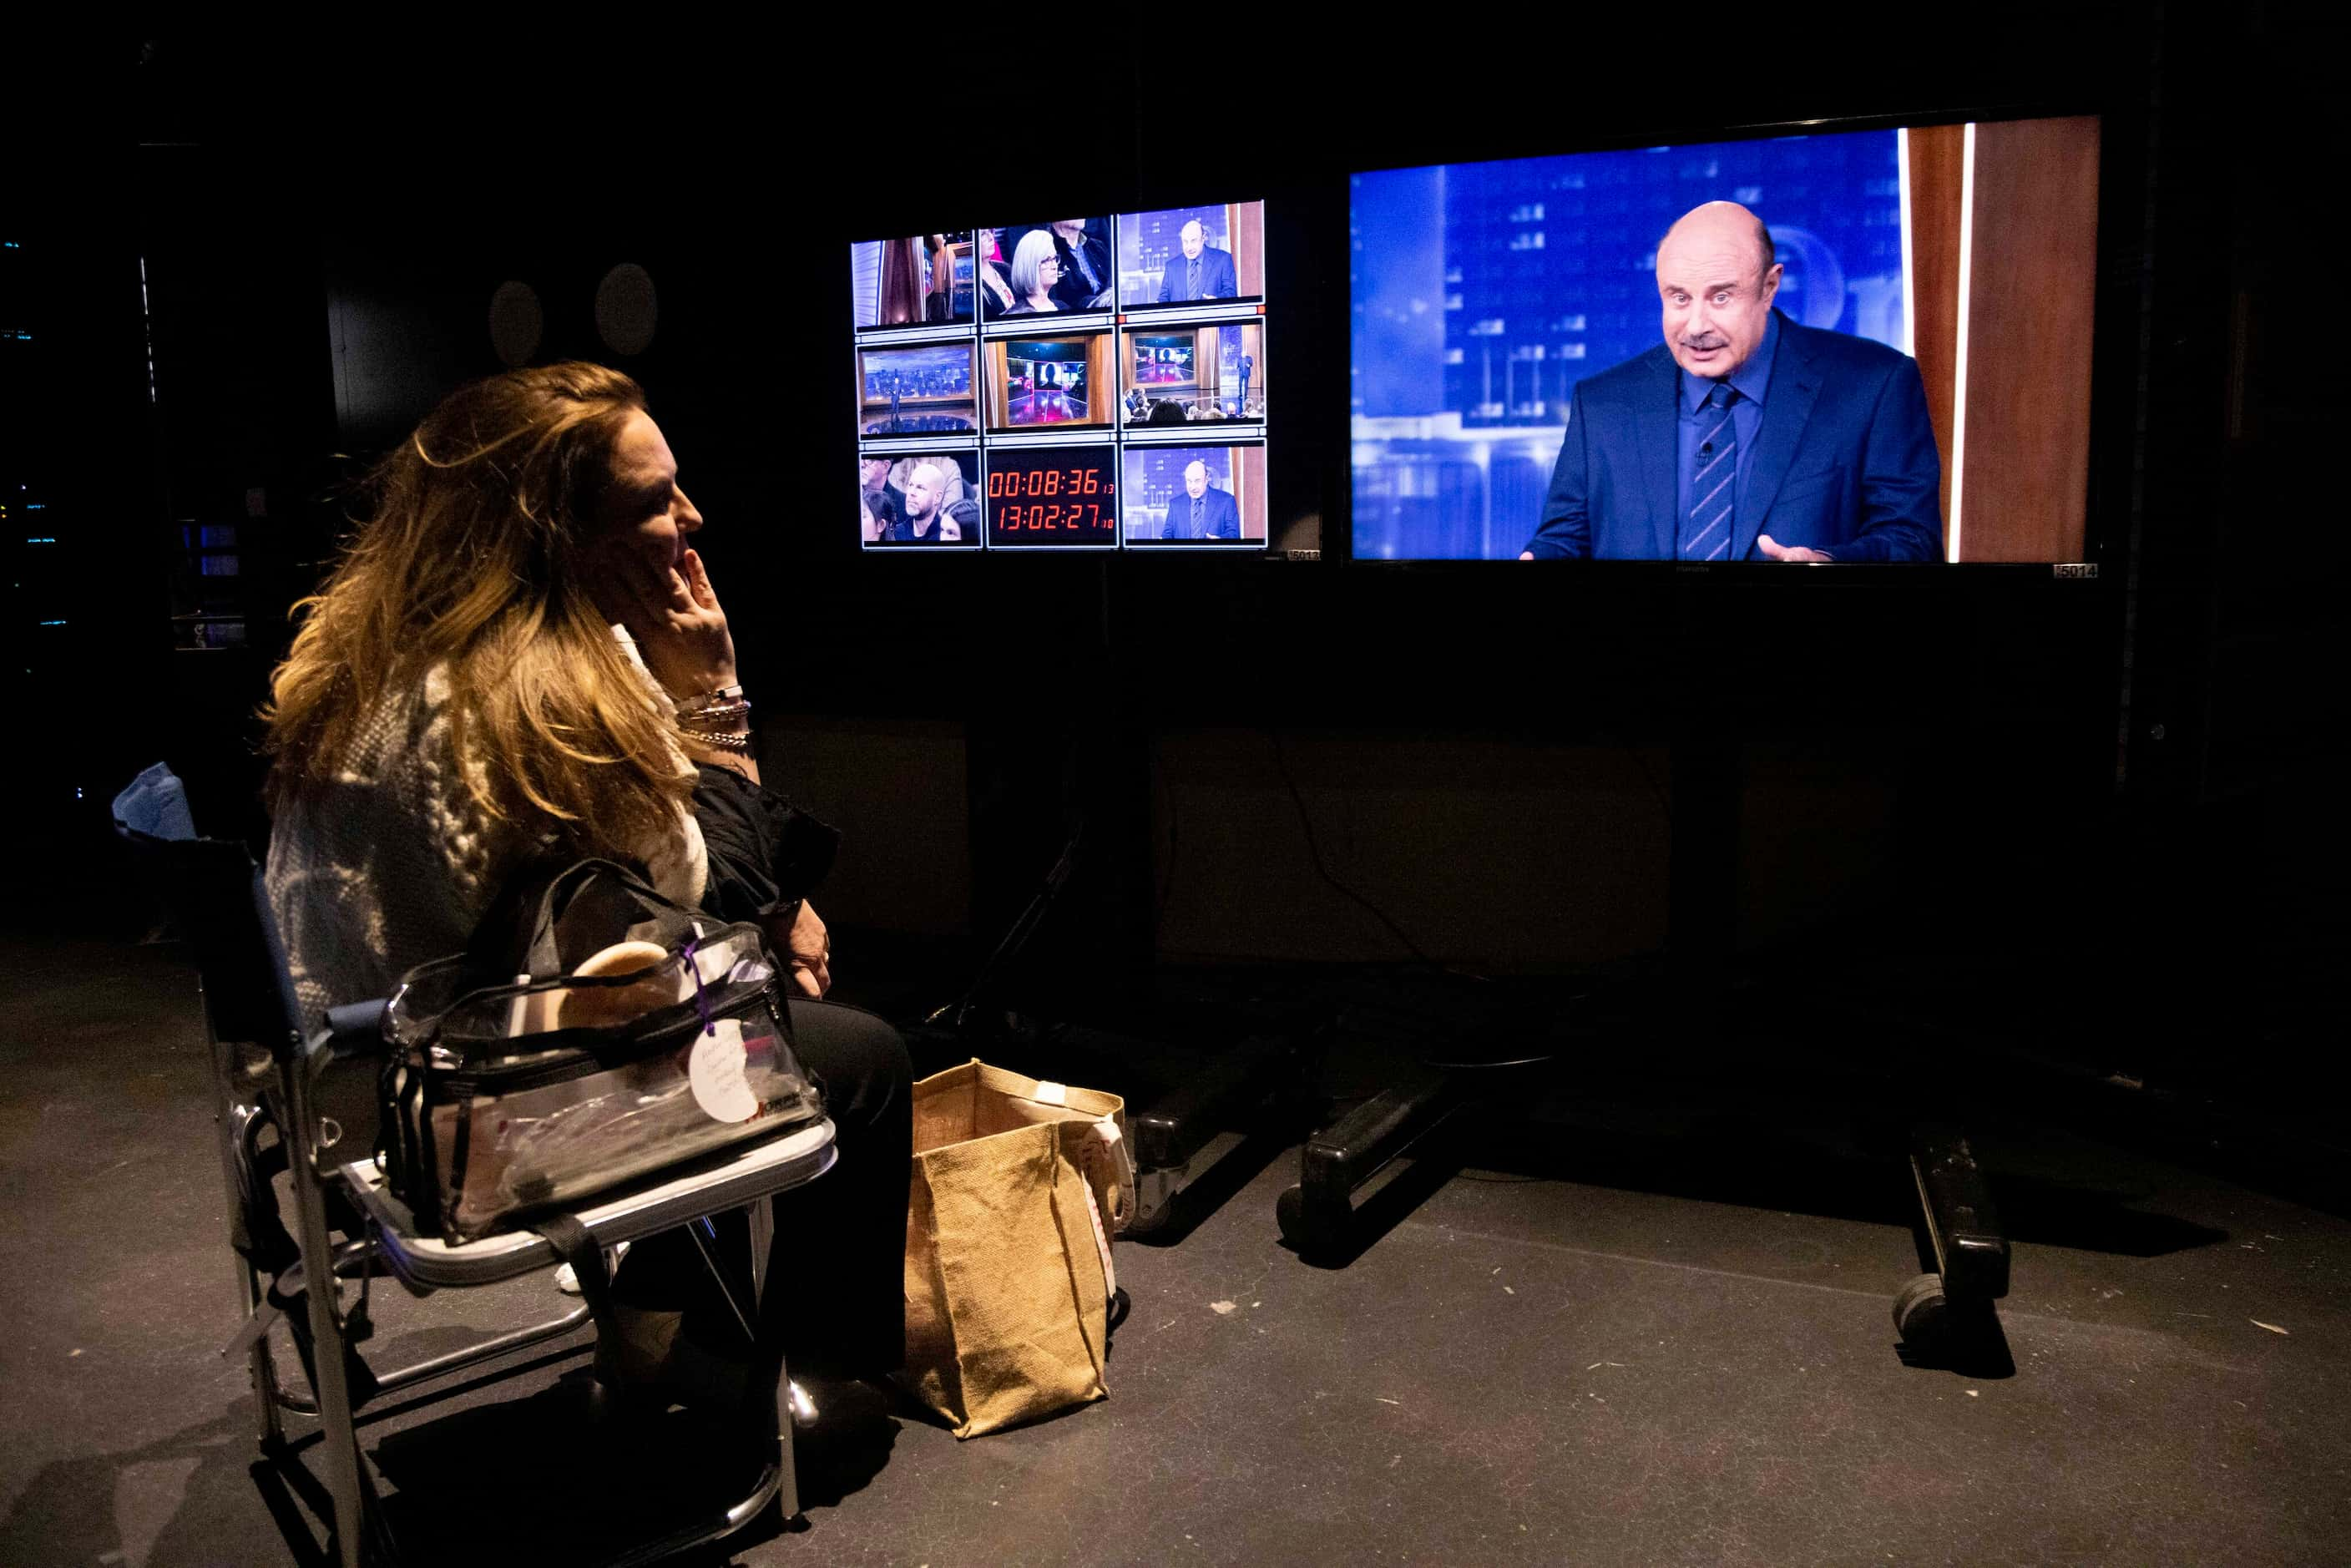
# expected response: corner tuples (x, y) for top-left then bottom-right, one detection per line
(1351, 130), (1906, 561)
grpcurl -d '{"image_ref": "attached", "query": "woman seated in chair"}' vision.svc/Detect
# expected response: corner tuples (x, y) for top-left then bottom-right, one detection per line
(262, 361), (910, 1408)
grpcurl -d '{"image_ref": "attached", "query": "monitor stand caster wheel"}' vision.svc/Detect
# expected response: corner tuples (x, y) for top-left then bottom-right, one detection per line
(1276, 1185), (1307, 1245)
(1893, 1272), (1949, 1344)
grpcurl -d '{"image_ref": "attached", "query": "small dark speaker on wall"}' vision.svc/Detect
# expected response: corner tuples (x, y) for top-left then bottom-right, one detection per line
(488, 281), (544, 367)
(595, 263), (658, 357)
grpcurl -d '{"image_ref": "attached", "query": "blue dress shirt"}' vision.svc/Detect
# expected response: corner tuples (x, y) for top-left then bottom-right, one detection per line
(1674, 309), (1780, 538)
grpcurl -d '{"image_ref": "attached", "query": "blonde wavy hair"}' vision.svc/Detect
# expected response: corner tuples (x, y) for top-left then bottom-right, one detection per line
(264, 362), (692, 859)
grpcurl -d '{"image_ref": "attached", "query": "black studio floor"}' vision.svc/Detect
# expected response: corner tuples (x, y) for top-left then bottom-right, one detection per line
(4, 932), (2349, 1567)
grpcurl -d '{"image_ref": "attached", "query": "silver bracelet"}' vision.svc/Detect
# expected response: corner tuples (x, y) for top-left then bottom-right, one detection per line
(678, 699), (751, 725)
(678, 684), (746, 716)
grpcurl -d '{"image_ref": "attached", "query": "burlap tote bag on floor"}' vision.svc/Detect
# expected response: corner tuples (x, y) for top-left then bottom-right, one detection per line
(901, 1060), (1133, 1438)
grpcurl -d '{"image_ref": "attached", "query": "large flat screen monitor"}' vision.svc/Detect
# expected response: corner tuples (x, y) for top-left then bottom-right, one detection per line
(1349, 117), (2102, 564)
(852, 201), (1270, 553)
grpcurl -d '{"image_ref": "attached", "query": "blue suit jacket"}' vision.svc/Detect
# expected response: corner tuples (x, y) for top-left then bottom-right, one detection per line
(1523, 311), (1942, 563)
(1157, 245), (1240, 303)
(1163, 485), (1241, 539)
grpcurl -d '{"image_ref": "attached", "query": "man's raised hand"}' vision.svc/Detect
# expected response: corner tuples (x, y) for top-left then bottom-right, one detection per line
(1757, 534), (1833, 564)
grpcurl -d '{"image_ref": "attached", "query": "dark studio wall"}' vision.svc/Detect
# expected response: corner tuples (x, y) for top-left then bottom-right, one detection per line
(28, 11), (2340, 1095)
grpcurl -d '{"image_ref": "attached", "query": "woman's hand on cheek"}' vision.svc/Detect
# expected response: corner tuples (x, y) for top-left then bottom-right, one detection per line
(614, 545), (737, 701)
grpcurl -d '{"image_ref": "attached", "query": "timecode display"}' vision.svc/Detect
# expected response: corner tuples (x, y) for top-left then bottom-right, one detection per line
(985, 453), (1119, 545)
(994, 502), (1112, 533)
(986, 467), (1107, 498)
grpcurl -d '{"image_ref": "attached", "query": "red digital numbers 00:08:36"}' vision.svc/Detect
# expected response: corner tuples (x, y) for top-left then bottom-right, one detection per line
(986, 466), (1107, 500)
(987, 465), (1115, 533)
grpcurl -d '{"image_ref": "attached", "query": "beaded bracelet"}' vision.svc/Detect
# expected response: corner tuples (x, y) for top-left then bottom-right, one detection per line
(680, 728), (754, 753)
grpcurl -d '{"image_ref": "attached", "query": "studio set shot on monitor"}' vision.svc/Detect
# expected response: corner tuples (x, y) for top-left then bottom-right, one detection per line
(10, 16), (2343, 1568)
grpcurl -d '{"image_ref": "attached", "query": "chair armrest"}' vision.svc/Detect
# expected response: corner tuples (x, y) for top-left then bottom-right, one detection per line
(305, 1000), (388, 1072)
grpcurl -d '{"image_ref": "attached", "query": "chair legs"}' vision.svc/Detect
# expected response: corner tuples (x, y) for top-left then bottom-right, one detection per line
(746, 1196), (797, 1523)
(207, 984), (295, 1452)
(681, 1198), (798, 1521)
(237, 1262), (290, 1450)
(247, 1074), (807, 1564)
(280, 1041), (376, 1568)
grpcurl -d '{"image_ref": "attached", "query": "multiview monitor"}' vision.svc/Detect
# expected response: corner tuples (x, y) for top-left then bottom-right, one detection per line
(1349, 117), (2102, 564)
(852, 200), (1270, 552)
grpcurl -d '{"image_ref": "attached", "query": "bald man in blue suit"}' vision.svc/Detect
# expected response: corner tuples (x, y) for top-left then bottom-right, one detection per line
(1520, 201), (1941, 564)
(1161, 461), (1241, 539)
(1157, 221), (1241, 303)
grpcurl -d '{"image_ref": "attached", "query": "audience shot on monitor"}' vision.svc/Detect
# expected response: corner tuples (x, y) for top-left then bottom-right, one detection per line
(979, 220), (1115, 318)
(860, 453), (981, 549)
(858, 344), (978, 437)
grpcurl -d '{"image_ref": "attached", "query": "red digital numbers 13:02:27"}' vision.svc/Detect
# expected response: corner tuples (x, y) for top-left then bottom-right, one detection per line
(994, 502), (1108, 532)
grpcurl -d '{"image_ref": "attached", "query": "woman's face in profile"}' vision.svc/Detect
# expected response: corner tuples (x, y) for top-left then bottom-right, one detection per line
(589, 409), (702, 582)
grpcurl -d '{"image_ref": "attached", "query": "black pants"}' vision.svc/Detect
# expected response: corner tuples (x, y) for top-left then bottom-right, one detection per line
(609, 997), (912, 1379)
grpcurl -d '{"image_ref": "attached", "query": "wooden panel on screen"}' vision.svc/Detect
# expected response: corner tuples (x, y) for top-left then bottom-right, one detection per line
(1231, 202), (1266, 296)
(1957, 116), (2101, 563)
(1904, 123), (1965, 544)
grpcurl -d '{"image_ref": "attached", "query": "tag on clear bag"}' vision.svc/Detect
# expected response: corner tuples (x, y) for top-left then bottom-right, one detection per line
(689, 1018), (757, 1122)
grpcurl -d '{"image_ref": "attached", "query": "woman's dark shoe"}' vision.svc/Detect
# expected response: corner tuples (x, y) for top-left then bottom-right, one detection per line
(593, 1303), (766, 1413)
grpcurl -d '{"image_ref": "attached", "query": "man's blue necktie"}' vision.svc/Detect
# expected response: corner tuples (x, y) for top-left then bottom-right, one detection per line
(1682, 383), (1738, 561)
(1191, 497), (1204, 538)
(1187, 257), (1200, 299)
